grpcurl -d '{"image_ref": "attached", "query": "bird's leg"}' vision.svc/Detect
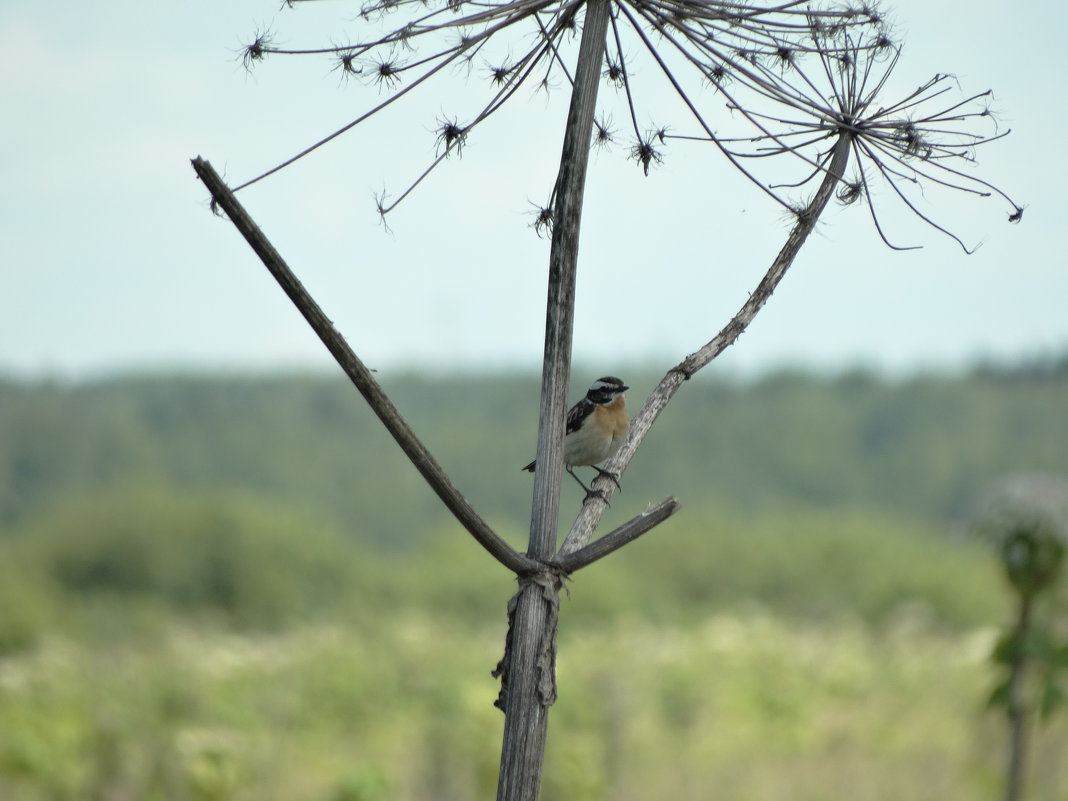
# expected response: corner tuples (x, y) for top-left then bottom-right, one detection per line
(567, 466), (609, 505)
(565, 465), (593, 494)
(592, 465), (622, 491)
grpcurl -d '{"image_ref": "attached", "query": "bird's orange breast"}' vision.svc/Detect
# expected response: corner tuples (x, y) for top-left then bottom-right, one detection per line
(594, 394), (629, 437)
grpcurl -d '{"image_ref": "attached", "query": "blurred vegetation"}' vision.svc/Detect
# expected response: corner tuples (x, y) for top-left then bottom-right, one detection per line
(971, 475), (1068, 801)
(0, 361), (1066, 799)
(1, 605), (1065, 801)
(2, 358), (1068, 544)
(0, 490), (1007, 653)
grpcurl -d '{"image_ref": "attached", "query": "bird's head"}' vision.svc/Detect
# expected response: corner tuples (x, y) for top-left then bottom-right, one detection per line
(586, 376), (628, 405)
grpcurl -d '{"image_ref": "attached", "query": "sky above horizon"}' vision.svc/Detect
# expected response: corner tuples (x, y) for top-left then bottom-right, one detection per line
(2, 1), (1066, 380)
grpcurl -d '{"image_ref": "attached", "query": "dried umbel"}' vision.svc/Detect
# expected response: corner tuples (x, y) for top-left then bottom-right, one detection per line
(235, 4), (872, 202)
(237, 1), (1019, 248)
(665, 21), (1022, 249)
(973, 474), (1068, 598)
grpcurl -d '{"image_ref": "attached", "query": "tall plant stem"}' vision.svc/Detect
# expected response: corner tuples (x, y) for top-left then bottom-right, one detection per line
(529, 0), (611, 560)
(1004, 592), (1034, 801)
(495, 3), (610, 800)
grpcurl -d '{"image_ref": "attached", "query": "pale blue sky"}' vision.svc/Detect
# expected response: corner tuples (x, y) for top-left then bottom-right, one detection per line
(2, 0), (1065, 379)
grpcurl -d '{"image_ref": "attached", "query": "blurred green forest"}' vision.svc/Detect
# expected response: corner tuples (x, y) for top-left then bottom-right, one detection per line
(3, 359), (1068, 543)
(1, 361), (1067, 800)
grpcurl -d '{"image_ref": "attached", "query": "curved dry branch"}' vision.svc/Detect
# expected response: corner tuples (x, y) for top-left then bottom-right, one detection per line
(191, 156), (538, 576)
(560, 129), (853, 554)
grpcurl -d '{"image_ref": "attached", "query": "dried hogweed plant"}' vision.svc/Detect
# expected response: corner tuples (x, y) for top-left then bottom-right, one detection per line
(198, 4), (1023, 800)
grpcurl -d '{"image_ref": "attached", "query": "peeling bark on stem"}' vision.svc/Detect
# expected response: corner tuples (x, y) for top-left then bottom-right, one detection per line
(561, 131), (854, 554)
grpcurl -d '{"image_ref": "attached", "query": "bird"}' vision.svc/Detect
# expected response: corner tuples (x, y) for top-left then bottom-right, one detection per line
(522, 376), (630, 498)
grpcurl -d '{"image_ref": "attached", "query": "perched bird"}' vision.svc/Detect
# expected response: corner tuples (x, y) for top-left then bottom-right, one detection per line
(522, 376), (630, 497)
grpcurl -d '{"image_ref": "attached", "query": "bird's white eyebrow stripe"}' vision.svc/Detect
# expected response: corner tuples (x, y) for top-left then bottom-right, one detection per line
(590, 376), (623, 392)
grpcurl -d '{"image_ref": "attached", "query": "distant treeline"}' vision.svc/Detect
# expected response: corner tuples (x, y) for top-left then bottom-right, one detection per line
(1, 361), (1067, 546)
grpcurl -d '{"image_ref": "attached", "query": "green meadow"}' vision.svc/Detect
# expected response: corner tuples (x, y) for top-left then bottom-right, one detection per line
(1, 364), (1066, 799)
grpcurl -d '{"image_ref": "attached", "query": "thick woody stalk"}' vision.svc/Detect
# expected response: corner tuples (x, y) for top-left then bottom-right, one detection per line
(495, 3), (611, 801)
(561, 131), (854, 554)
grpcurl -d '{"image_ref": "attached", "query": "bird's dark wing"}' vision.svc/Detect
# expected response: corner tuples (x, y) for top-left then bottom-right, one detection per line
(565, 398), (595, 435)
(523, 399), (591, 470)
